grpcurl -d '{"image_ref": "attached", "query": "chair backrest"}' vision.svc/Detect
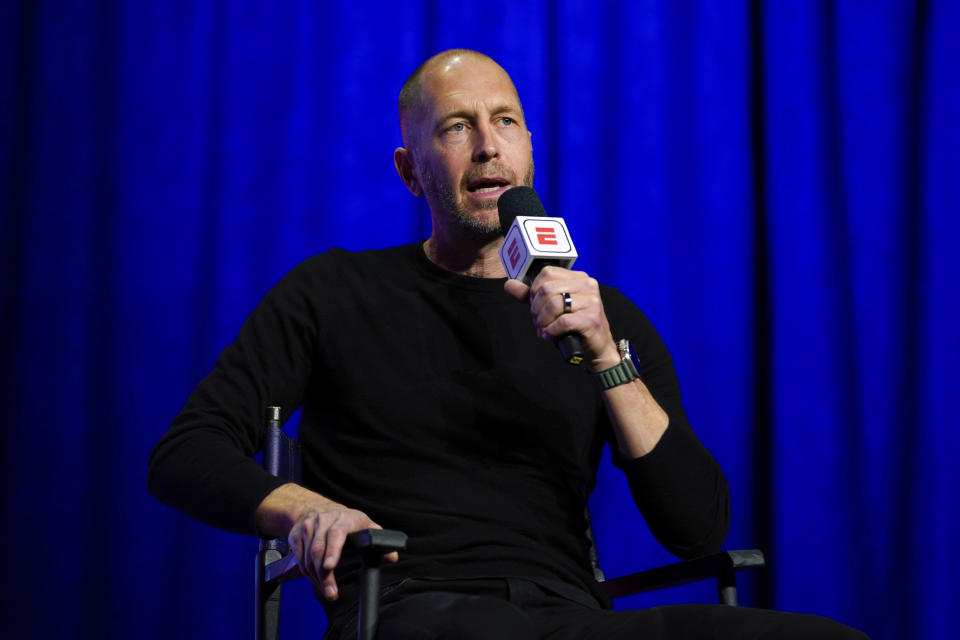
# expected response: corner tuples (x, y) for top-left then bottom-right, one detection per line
(263, 406), (301, 480)
(583, 508), (607, 583)
(261, 405), (301, 556)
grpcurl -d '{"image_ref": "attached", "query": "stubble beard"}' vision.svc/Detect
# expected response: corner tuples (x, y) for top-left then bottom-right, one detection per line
(421, 160), (535, 241)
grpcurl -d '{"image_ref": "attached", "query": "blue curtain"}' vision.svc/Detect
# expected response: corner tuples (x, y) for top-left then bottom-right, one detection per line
(2, 2), (956, 638)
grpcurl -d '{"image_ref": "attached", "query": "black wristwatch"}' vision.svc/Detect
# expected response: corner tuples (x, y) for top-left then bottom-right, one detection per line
(592, 339), (641, 390)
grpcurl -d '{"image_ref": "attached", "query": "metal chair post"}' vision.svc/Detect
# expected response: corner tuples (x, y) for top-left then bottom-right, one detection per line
(256, 548), (284, 640)
(717, 569), (738, 606)
(357, 550), (383, 640)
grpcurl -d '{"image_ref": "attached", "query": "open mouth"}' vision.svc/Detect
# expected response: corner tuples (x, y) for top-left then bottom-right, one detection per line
(467, 177), (510, 194)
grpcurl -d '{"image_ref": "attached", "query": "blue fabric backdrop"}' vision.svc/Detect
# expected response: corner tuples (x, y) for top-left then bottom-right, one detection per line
(2, 2), (957, 639)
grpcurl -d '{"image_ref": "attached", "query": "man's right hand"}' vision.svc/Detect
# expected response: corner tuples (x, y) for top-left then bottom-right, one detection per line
(255, 483), (399, 601)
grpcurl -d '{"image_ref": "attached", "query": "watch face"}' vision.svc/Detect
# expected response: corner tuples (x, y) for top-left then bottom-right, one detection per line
(618, 339), (641, 376)
(629, 352), (641, 377)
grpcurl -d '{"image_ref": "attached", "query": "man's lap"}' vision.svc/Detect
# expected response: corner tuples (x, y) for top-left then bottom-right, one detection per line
(328, 578), (869, 640)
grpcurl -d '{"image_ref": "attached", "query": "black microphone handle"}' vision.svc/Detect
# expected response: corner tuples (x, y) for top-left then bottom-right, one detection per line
(556, 334), (584, 366)
(499, 189), (583, 366)
(526, 259), (584, 366)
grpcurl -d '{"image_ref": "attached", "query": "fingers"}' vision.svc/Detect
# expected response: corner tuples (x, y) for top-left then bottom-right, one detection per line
(528, 268), (572, 311)
(527, 268), (598, 335)
(321, 570), (339, 601)
(367, 522), (399, 563)
(288, 509), (387, 601)
(289, 517), (327, 599)
(532, 285), (601, 336)
(322, 520), (349, 571)
(520, 266), (616, 364)
(289, 514), (316, 584)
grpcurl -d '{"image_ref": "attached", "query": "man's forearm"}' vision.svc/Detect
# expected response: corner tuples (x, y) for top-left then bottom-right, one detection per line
(592, 342), (728, 556)
(600, 376), (670, 459)
(587, 343), (670, 459)
(254, 482), (346, 537)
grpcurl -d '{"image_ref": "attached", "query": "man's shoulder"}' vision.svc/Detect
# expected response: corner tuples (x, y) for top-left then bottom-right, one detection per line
(299, 241), (420, 269)
(257, 242), (423, 311)
(285, 241), (422, 282)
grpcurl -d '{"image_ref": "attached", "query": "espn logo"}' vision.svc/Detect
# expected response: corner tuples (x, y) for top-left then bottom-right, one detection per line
(535, 227), (558, 245)
(498, 216), (577, 281)
(523, 218), (572, 253)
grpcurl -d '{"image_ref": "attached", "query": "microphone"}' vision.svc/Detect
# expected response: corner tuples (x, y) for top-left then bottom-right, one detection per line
(497, 186), (584, 365)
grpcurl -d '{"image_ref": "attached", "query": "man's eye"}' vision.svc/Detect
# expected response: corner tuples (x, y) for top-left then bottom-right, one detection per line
(450, 123), (466, 132)
(500, 117), (514, 126)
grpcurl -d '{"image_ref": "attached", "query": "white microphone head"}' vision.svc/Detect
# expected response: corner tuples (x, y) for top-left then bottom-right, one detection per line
(499, 216), (578, 282)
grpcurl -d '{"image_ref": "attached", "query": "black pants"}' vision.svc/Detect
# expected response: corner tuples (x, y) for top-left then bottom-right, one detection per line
(329, 578), (869, 640)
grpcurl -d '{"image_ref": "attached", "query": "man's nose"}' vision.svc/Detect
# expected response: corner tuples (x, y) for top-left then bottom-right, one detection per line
(472, 122), (499, 162)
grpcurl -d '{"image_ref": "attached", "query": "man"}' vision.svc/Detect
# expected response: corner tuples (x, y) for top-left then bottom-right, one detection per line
(148, 49), (866, 639)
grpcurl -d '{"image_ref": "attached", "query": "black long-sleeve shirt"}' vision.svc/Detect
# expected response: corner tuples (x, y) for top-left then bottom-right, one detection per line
(148, 241), (729, 620)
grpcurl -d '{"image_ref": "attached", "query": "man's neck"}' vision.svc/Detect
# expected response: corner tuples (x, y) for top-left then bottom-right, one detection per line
(423, 231), (506, 279)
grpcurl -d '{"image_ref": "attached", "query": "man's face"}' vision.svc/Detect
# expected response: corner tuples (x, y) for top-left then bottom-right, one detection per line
(406, 56), (534, 236)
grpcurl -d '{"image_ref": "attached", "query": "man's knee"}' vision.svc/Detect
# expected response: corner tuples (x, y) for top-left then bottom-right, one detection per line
(702, 606), (869, 640)
(770, 612), (869, 640)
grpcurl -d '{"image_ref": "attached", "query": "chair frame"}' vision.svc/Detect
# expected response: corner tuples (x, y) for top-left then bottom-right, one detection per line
(255, 407), (408, 640)
(255, 406), (764, 639)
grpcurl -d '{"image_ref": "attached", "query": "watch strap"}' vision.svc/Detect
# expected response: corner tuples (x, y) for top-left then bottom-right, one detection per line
(593, 355), (640, 390)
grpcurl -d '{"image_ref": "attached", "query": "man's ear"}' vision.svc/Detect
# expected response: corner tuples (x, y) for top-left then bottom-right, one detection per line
(394, 147), (423, 198)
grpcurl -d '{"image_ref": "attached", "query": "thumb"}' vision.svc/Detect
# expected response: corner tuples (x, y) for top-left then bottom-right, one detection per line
(504, 278), (530, 303)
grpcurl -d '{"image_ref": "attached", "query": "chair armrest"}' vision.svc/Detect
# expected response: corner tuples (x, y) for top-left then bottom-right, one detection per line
(600, 549), (765, 600)
(264, 551), (302, 583)
(263, 528), (408, 585)
(347, 528), (408, 556)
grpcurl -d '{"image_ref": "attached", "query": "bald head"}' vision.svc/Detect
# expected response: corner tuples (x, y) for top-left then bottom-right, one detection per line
(392, 49), (534, 241)
(398, 49), (523, 148)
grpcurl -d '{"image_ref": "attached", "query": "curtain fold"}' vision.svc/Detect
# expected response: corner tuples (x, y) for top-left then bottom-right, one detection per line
(2, 2), (955, 638)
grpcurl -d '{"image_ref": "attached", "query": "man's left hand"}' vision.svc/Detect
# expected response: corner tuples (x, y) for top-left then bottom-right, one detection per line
(504, 265), (620, 372)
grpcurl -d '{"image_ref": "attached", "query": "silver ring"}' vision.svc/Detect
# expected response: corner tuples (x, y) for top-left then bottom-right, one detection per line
(562, 292), (573, 313)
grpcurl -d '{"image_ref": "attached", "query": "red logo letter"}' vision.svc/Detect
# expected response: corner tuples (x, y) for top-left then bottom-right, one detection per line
(535, 227), (558, 246)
